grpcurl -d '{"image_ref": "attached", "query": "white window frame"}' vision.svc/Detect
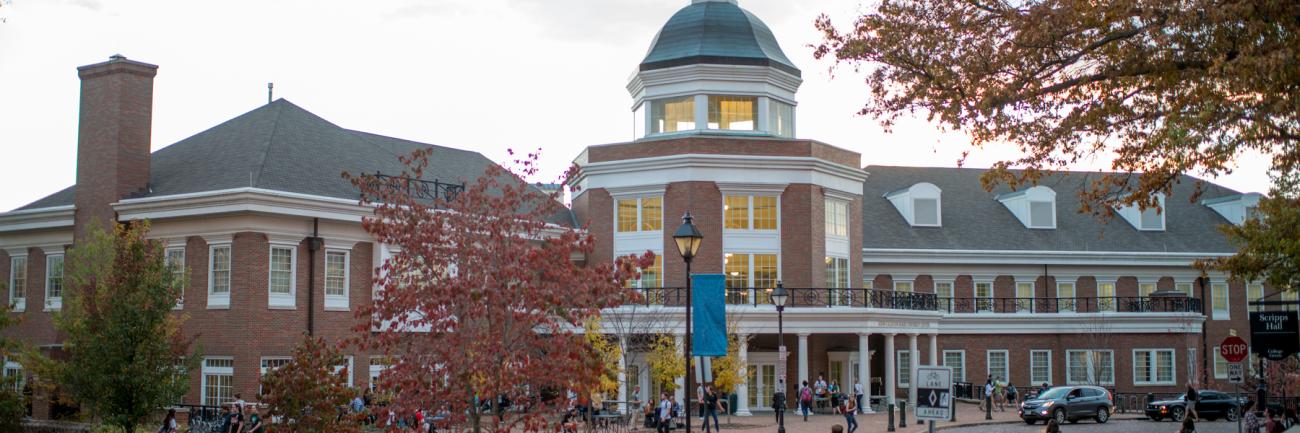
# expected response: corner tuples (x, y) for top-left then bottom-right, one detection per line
(8, 255), (25, 312)
(975, 281), (994, 313)
(259, 356), (292, 394)
(723, 252), (781, 288)
(986, 350), (1009, 382)
(1097, 282), (1117, 312)
(1138, 281), (1158, 298)
(207, 243), (232, 309)
(1030, 350), (1052, 385)
(1015, 281), (1035, 313)
(1211, 282), (1229, 320)
(44, 254), (64, 311)
(1028, 200), (1057, 229)
(942, 350), (965, 382)
(935, 281), (954, 299)
(1065, 350), (1115, 386)
(897, 351), (912, 387)
(324, 249), (350, 310)
(824, 198), (850, 237)
(201, 357), (235, 407)
(1132, 348), (1176, 386)
(166, 247), (186, 310)
(1213, 346), (1228, 379)
(3, 357), (23, 393)
(1057, 281), (1076, 312)
(894, 280), (913, 293)
(267, 243), (297, 309)
(723, 195), (780, 232)
(615, 196), (664, 234)
(369, 356), (389, 391)
(1248, 283), (1265, 313)
(1176, 281), (1195, 298)
(334, 355), (355, 388)
(824, 256), (850, 290)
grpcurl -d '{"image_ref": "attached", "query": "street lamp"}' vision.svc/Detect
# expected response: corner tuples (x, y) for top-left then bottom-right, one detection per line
(673, 212), (703, 433)
(770, 282), (789, 433)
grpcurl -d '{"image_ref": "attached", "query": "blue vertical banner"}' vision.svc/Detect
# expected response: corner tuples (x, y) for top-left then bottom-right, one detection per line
(691, 273), (727, 357)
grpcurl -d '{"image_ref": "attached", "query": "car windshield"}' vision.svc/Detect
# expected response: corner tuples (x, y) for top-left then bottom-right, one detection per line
(1038, 388), (1070, 400)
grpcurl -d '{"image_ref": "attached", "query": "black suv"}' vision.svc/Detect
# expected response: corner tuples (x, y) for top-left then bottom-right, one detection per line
(1019, 386), (1113, 425)
(1145, 390), (1245, 422)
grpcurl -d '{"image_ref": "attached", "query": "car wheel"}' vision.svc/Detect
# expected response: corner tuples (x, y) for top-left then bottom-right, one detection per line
(1024, 419), (1036, 425)
(1226, 408), (1239, 422)
(1096, 407), (1110, 423)
(1053, 408), (1066, 425)
(1172, 406), (1186, 421)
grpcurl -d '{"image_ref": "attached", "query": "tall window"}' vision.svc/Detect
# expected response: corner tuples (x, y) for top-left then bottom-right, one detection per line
(2, 358), (22, 393)
(1213, 346), (1228, 378)
(325, 250), (349, 309)
(898, 351), (912, 386)
(630, 255), (663, 289)
(1134, 349), (1175, 385)
(707, 95), (757, 130)
(824, 257), (849, 288)
(269, 245), (296, 307)
(260, 357), (291, 394)
(1249, 284), (1265, 312)
(1066, 350), (1114, 385)
(894, 281), (913, 292)
(8, 256), (25, 311)
(724, 253), (777, 304)
(1098, 282), (1116, 312)
(45, 254), (64, 310)
(369, 357), (390, 391)
(166, 248), (186, 309)
(724, 196), (777, 230)
(1176, 282), (1194, 297)
(209, 245), (231, 308)
(1139, 282), (1157, 297)
(936, 282), (953, 299)
(825, 199), (849, 237)
(975, 282), (993, 312)
(1015, 282), (1034, 313)
(769, 100), (794, 137)
(942, 351), (965, 382)
(202, 358), (234, 406)
(987, 350), (1009, 382)
(1031, 350), (1052, 385)
(650, 96), (694, 134)
(1057, 282), (1076, 312)
(1211, 283), (1229, 320)
(1284, 291), (1299, 312)
(616, 196), (663, 233)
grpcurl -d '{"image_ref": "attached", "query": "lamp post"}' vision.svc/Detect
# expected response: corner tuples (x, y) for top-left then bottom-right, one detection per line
(771, 282), (789, 433)
(673, 212), (703, 433)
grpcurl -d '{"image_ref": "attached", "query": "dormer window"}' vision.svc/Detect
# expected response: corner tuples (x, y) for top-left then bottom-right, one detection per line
(1116, 193), (1166, 231)
(1202, 193), (1263, 226)
(997, 185), (1056, 229)
(885, 182), (942, 227)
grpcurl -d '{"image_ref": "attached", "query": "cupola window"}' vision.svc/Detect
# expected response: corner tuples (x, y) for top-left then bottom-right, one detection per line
(769, 100), (794, 138)
(707, 95), (757, 131)
(651, 96), (695, 134)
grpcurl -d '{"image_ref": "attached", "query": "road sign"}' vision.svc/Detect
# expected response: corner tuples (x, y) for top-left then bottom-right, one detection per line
(777, 346), (787, 385)
(1221, 336), (1249, 363)
(914, 366), (953, 421)
(1228, 363), (1244, 384)
(1251, 311), (1300, 360)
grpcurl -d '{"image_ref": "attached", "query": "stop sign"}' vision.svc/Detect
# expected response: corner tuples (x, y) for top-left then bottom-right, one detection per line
(1221, 336), (1249, 363)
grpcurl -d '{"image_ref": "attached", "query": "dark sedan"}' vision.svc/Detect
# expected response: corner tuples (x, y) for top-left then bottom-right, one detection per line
(1145, 390), (1245, 422)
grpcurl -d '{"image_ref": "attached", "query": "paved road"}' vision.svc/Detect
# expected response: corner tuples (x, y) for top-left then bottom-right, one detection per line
(932, 418), (1245, 433)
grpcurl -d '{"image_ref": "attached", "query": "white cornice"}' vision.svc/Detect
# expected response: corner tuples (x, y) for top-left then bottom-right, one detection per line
(576, 153), (868, 196)
(863, 248), (1231, 266)
(113, 188), (372, 222)
(606, 184), (668, 198)
(0, 205), (75, 232)
(627, 63), (802, 108)
(938, 312), (1203, 334)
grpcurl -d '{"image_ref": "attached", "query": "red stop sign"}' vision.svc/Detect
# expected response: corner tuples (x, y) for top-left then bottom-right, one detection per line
(1221, 336), (1249, 363)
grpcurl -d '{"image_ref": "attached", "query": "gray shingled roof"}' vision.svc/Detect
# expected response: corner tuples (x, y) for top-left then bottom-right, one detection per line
(17, 99), (576, 226)
(640, 0), (799, 76)
(862, 165), (1247, 254)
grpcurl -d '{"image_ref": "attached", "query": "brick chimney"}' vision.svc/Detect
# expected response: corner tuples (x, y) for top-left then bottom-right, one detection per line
(73, 54), (157, 239)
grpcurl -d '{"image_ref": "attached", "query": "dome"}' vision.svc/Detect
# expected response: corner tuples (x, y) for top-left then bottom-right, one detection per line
(639, 0), (800, 76)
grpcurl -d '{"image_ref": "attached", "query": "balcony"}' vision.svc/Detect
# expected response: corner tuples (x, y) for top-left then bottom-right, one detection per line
(625, 288), (1202, 314)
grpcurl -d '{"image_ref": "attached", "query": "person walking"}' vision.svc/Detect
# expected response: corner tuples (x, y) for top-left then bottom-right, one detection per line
(226, 403), (244, 433)
(853, 381), (864, 414)
(703, 386), (721, 433)
(656, 393), (672, 433)
(841, 390), (858, 433)
(1006, 383), (1018, 406)
(246, 406), (264, 433)
(829, 381), (841, 409)
(799, 380), (814, 421)
(158, 408), (178, 433)
(1185, 383), (1199, 421)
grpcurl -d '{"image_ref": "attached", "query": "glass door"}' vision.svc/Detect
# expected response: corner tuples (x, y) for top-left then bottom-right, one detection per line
(747, 364), (776, 409)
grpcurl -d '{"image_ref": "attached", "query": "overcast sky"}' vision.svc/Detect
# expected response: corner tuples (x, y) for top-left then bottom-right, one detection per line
(0, 0), (1274, 212)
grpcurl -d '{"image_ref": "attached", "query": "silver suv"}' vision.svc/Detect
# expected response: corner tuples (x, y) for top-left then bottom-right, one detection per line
(1019, 386), (1113, 425)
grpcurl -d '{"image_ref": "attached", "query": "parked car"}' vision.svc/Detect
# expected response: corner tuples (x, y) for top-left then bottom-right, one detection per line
(1145, 390), (1245, 422)
(1019, 386), (1113, 425)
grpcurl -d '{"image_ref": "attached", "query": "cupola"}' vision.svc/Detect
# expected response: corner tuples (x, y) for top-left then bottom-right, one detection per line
(627, 0), (801, 140)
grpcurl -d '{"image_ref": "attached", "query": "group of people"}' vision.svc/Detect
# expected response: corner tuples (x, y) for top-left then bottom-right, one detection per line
(794, 375), (866, 421)
(977, 375), (1020, 412)
(644, 385), (727, 433)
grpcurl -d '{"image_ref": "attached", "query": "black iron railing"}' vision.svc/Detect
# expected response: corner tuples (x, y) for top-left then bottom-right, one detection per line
(626, 288), (1202, 314)
(368, 172), (465, 203)
(176, 404), (226, 433)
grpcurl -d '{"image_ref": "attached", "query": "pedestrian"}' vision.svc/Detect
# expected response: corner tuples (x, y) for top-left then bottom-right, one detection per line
(800, 380), (814, 421)
(994, 378), (1006, 411)
(656, 393), (672, 433)
(1266, 407), (1285, 433)
(703, 386), (721, 433)
(1244, 404), (1261, 433)
(1184, 383), (1199, 421)
(234, 393), (247, 413)
(980, 381), (994, 412)
(352, 393), (365, 413)
(831, 424), (843, 433)
(246, 406), (264, 433)
(226, 403), (244, 433)
(1006, 383), (1018, 406)
(841, 390), (858, 433)
(829, 381), (840, 409)
(1178, 416), (1196, 433)
(158, 408), (178, 433)
(853, 381), (864, 414)
(1043, 418), (1061, 433)
(218, 405), (236, 433)
(815, 375), (828, 409)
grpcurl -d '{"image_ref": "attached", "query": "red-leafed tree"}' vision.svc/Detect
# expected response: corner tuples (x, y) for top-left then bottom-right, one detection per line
(259, 335), (362, 433)
(345, 149), (651, 433)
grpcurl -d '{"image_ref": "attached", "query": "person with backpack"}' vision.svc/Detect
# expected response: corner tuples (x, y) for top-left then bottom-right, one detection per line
(158, 408), (178, 433)
(799, 380), (814, 421)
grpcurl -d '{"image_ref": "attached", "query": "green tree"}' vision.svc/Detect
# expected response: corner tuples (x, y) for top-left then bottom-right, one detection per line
(1203, 179), (1300, 290)
(813, 0), (1300, 285)
(259, 336), (361, 433)
(43, 221), (198, 432)
(0, 302), (24, 432)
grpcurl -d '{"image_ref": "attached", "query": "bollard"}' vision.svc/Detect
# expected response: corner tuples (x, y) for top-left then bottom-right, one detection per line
(985, 395), (992, 420)
(887, 404), (895, 432)
(899, 401), (907, 428)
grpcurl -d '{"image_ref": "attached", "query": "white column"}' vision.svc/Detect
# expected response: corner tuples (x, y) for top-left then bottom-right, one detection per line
(736, 334), (752, 416)
(884, 333), (896, 408)
(797, 333), (810, 389)
(618, 335), (629, 414)
(858, 332), (874, 414)
(674, 334), (685, 404)
(908, 333), (919, 410)
(929, 333), (939, 367)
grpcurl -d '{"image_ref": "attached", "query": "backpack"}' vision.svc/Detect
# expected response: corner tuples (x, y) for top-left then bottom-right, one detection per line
(800, 387), (813, 403)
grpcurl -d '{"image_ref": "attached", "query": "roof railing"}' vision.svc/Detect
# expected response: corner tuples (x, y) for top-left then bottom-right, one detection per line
(366, 172), (465, 204)
(623, 288), (1202, 314)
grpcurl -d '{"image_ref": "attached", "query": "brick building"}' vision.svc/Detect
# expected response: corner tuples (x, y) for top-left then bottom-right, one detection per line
(0, 0), (1276, 420)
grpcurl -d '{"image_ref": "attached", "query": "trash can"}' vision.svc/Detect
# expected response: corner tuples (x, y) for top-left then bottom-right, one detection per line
(728, 393), (738, 414)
